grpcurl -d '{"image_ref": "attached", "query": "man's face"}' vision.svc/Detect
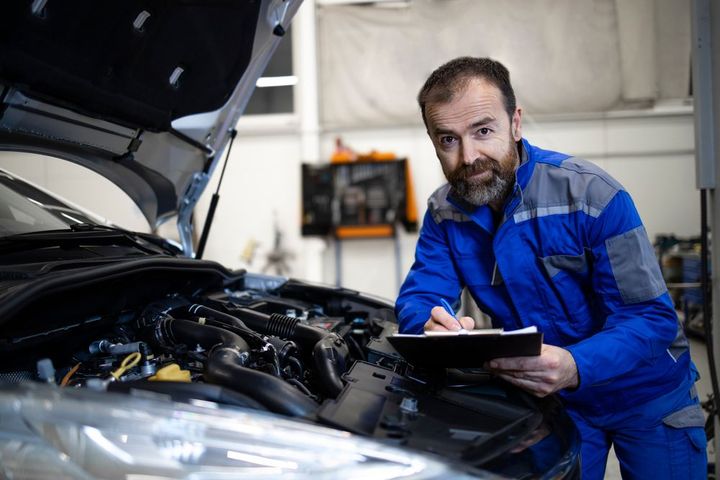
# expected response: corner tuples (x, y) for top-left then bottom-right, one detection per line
(425, 78), (523, 208)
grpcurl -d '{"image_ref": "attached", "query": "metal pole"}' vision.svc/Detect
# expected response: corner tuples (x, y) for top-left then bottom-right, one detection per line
(692, 0), (720, 474)
(335, 236), (342, 286)
(394, 229), (402, 293)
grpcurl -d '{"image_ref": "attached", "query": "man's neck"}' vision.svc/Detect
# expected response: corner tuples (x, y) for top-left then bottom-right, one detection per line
(488, 186), (513, 213)
(488, 196), (507, 213)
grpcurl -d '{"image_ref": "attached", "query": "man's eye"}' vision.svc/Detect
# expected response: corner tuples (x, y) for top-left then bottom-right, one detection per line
(478, 127), (491, 135)
(439, 136), (456, 146)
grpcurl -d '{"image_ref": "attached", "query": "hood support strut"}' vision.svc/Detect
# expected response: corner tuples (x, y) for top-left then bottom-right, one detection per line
(195, 129), (237, 259)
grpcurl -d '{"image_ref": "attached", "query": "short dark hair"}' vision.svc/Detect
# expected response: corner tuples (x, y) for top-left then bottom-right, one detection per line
(417, 57), (516, 126)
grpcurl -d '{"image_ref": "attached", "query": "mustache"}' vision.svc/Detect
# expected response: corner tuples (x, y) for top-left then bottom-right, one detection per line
(449, 158), (498, 181)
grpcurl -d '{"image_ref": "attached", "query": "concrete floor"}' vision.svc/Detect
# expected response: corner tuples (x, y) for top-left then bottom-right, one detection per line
(602, 336), (711, 479)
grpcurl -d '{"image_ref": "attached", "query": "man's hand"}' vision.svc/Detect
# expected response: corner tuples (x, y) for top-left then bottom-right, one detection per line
(483, 344), (579, 397)
(424, 306), (474, 332)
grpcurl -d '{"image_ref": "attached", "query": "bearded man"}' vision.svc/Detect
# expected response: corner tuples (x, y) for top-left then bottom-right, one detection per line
(395, 57), (706, 479)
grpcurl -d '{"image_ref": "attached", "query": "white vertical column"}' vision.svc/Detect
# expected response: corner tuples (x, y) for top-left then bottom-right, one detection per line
(293, 0), (326, 282)
(293, 0), (320, 162)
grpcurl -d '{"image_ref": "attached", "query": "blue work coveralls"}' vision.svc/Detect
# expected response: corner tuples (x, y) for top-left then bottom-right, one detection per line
(396, 139), (707, 479)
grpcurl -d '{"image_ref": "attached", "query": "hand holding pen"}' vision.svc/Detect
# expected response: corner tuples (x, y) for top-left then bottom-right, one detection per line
(440, 299), (468, 334)
(423, 298), (475, 333)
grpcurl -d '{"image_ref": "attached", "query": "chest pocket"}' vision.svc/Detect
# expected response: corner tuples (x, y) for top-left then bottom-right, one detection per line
(539, 250), (596, 335)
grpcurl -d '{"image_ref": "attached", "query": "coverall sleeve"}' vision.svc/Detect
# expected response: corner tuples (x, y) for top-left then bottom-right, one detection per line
(564, 190), (679, 390)
(395, 210), (464, 334)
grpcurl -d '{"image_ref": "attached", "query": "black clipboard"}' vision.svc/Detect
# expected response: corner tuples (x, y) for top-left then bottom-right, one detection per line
(386, 330), (543, 368)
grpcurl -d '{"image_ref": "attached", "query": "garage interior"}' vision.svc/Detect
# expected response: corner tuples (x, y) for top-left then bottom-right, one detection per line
(0, 1), (717, 478)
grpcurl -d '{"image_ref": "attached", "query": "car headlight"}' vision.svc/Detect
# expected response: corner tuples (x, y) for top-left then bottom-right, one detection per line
(0, 383), (486, 480)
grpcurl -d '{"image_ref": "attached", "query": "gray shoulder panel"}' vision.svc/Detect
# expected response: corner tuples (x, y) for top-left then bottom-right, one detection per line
(428, 184), (471, 224)
(514, 157), (623, 223)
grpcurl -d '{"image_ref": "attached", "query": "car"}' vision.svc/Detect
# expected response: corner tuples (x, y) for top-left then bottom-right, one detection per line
(0, 1), (580, 478)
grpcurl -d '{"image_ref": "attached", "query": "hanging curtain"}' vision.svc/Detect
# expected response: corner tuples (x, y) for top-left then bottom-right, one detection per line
(317, 0), (690, 128)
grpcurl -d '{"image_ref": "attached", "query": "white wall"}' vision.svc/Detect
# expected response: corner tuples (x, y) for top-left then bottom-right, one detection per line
(0, 108), (697, 303)
(195, 131), (306, 274)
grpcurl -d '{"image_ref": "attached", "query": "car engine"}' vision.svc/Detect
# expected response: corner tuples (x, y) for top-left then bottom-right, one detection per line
(0, 262), (396, 414)
(45, 286), (389, 416)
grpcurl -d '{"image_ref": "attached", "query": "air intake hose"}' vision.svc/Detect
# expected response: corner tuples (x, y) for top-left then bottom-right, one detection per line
(153, 318), (250, 356)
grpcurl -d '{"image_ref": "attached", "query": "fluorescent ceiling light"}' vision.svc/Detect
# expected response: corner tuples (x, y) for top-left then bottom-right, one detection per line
(256, 76), (298, 88)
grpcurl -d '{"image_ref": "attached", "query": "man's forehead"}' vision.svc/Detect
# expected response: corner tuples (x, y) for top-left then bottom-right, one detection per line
(426, 81), (505, 129)
(427, 106), (497, 132)
(438, 77), (503, 104)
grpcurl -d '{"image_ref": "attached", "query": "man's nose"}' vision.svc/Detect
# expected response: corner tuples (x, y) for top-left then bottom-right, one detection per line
(460, 142), (478, 165)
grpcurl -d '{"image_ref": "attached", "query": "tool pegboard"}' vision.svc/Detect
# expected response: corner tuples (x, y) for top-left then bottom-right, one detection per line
(301, 158), (417, 238)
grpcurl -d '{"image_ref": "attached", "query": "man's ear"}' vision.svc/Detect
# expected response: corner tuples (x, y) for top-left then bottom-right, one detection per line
(511, 107), (523, 141)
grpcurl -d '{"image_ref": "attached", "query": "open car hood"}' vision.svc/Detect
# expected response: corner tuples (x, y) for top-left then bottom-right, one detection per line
(0, 0), (302, 256)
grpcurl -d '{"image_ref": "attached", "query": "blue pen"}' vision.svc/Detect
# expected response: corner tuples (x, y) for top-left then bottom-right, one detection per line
(439, 298), (468, 333)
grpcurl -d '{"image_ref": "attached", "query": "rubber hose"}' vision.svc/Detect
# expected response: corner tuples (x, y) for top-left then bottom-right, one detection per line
(154, 318), (250, 355)
(313, 336), (347, 397)
(205, 346), (318, 417)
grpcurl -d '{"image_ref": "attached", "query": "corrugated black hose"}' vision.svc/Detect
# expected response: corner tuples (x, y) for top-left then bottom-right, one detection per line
(229, 306), (350, 398)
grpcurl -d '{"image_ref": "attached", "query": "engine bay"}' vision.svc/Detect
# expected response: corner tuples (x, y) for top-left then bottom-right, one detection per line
(55, 290), (387, 416)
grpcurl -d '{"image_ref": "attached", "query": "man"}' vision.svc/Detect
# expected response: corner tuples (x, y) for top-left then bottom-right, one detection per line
(395, 57), (706, 479)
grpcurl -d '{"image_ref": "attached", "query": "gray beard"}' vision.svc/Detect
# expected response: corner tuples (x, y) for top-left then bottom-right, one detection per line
(452, 171), (514, 206)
